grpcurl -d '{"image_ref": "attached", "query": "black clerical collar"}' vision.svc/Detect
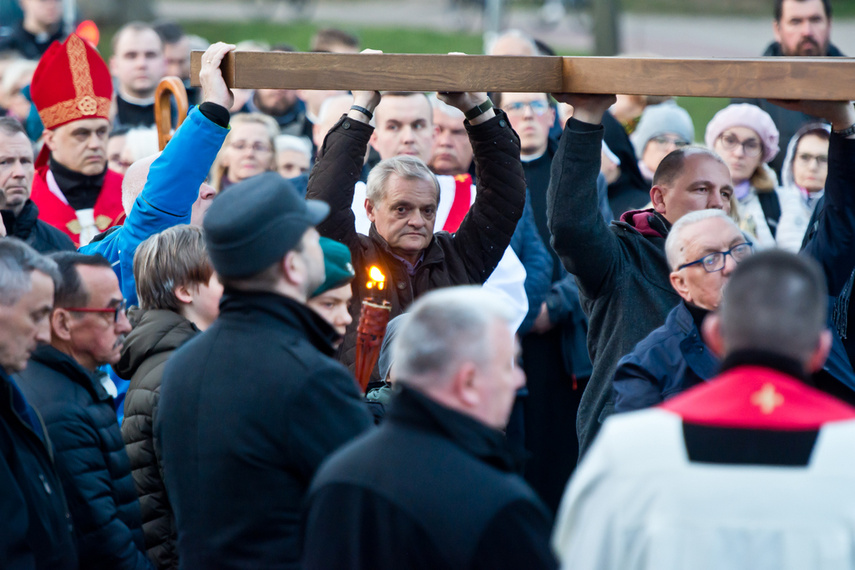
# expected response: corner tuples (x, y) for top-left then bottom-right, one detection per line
(49, 156), (106, 211)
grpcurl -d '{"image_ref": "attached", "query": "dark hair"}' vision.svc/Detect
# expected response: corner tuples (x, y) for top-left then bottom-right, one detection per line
(775, 0), (831, 21)
(652, 146), (726, 189)
(720, 250), (827, 364)
(311, 28), (359, 52)
(49, 253), (112, 308)
(270, 43), (296, 53)
(152, 20), (186, 44)
(0, 116), (26, 137)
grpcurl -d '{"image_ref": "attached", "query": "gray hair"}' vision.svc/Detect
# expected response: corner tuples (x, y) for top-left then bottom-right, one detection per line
(429, 94), (464, 120)
(664, 209), (740, 270)
(365, 155), (440, 205)
(393, 286), (516, 387)
(0, 238), (60, 306)
(719, 250), (827, 365)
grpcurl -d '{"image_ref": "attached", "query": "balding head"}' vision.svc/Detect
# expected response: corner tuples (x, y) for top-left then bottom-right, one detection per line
(121, 153), (159, 215)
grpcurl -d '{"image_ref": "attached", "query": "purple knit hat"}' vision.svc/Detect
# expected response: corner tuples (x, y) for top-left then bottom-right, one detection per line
(705, 103), (780, 164)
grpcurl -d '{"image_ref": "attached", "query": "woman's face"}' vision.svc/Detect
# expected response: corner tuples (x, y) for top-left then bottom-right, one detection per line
(222, 122), (275, 183)
(713, 126), (764, 185)
(792, 133), (829, 194)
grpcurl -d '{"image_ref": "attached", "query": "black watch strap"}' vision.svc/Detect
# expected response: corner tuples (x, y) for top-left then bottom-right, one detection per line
(464, 99), (494, 121)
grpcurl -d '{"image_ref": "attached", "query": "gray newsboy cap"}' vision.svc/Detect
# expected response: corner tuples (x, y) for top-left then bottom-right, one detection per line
(203, 172), (330, 279)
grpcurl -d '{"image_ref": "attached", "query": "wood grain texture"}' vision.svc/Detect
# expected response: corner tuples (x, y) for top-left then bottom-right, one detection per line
(190, 51), (854, 100)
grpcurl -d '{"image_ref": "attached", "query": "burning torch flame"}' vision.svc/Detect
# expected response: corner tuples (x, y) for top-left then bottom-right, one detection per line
(366, 266), (386, 290)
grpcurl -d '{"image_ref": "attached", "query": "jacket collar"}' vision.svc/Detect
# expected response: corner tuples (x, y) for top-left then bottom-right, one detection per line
(218, 289), (341, 356)
(30, 344), (111, 402)
(763, 41), (845, 57)
(386, 385), (519, 473)
(617, 208), (671, 238)
(1, 199), (39, 239)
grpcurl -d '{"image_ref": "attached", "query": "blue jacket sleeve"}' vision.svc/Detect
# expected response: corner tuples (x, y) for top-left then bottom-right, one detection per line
(512, 194), (553, 335)
(118, 107), (229, 304)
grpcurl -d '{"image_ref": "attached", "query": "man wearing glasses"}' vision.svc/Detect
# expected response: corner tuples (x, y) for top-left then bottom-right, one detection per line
(548, 94), (855, 459)
(15, 252), (152, 569)
(613, 210), (752, 412)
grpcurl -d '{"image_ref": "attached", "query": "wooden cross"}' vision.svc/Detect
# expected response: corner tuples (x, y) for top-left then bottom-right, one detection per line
(190, 51), (854, 100)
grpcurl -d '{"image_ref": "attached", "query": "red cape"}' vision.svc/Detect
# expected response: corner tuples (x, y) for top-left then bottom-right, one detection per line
(30, 164), (125, 247)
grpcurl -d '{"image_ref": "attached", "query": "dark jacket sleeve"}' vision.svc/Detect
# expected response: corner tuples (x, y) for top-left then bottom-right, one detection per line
(0, 453), (37, 569)
(548, 118), (623, 301)
(46, 407), (153, 570)
(452, 110), (527, 283)
(512, 194), (553, 335)
(306, 115), (373, 248)
(472, 499), (558, 570)
(612, 353), (667, 413)
(288, 363), (373, 480)
(800, 135), (855, 296)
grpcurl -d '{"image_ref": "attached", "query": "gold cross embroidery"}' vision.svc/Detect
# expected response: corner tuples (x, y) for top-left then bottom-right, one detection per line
(750, 383), (785, 415)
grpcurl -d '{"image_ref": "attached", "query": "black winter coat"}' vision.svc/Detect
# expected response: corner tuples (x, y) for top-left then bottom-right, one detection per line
(303, 386), (558, 569)
(306, 111), (526, 379)
(116, 309), (200, 570)
(0, 366), (77, 569)
(156, 291), (373, 570)
(16, 345), (152, 570)
(1, 200), (76, 254)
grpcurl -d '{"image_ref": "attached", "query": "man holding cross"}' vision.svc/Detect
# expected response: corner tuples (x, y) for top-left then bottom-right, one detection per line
(306, 88), (526, 380)
(549, 94), (855, 458)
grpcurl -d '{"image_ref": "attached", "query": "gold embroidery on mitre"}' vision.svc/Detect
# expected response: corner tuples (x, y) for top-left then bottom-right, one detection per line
(40, 97), (111, 130)
(77, 95), (97, 115)
(66, 219), (82, 235)
(66, 35), (95, 100)
(750, 383), (785, 415)
(95, 215), (112, 230)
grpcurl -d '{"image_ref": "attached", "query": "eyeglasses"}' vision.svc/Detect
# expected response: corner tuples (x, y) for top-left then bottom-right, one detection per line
(504, 100), (550, 116)
(796, 152), (828, 166)
(229, 141), (273, 153)
(65, 299), (128, 323)
(650, 135), (690, 148)
(718, 133), (763, 158)
(677, 243), (754, 273)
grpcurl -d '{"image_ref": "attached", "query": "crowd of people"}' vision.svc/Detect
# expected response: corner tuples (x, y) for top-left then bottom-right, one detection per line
(2, 0), (855, 568)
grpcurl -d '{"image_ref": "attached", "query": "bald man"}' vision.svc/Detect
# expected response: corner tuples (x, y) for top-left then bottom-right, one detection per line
(80, 42), (232, 305)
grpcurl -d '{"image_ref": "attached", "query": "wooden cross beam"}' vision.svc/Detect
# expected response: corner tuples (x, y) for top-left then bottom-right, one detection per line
(190, 51), (854, 100)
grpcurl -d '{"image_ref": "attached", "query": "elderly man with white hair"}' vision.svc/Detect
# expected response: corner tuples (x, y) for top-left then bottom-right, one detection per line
(612, 209), (751, 412)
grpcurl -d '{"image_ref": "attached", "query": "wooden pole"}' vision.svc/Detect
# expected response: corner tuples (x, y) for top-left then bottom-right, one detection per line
(190, 51), (855, 100)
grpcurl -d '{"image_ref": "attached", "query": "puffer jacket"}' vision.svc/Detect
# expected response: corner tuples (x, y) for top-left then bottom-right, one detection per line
(116, 308), (200, 569)
(306, 111), (526, 379)
(16, 345), (152, 570)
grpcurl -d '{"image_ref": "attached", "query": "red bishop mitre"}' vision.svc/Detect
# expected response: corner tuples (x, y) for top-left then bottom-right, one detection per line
(30, 34), (113, 166)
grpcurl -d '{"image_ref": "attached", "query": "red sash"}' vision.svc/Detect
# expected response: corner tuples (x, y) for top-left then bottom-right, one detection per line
(442, 174), (473, 233)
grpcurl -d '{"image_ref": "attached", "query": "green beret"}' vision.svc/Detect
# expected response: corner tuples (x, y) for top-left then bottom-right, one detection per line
(312, 237), (356, 297)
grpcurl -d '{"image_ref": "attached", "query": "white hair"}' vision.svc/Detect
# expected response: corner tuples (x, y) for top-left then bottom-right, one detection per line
(365, 155), (439, 204)
(274, 134), (312, 157)
(664, 208), (740, 270)
(393, 286), (516, 388)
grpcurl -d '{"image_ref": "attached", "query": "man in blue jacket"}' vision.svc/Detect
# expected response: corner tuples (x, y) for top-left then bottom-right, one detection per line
(80, 41), (235, 307)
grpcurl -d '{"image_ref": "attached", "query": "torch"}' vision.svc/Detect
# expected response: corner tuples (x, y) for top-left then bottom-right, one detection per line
(354, 266), (392, 393)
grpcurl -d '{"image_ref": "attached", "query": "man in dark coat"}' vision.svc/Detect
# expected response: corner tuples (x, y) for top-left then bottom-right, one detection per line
(117, 225), (222, 570)
(0, 238), (77, 569)
(549, 94), (855, 459)
(306, 88), (526, 379)
(0, 117), (75, 253)
(156, 174), (372, 570)
(15, 252), (152, 569)
(303, 286), (557, 570)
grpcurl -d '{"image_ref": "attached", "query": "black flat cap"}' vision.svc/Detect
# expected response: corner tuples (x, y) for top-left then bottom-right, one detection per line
(203, 172), (329, 278)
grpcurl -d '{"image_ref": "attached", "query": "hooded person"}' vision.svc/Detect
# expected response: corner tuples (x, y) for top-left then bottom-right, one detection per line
(28, 34), (125, 247)
(776, 123), (831, 252)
